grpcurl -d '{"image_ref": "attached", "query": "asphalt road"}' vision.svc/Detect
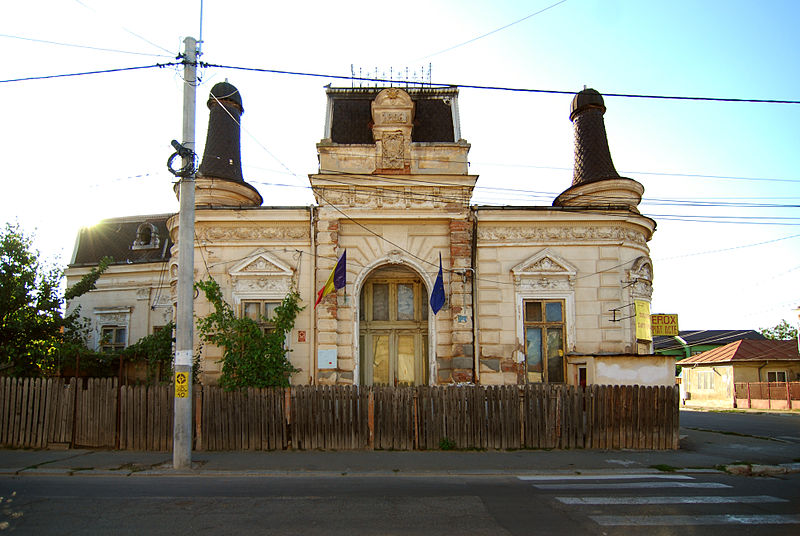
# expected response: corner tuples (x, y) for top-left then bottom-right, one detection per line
(1, 472), (798, 535)
(680, 409), (800, 443)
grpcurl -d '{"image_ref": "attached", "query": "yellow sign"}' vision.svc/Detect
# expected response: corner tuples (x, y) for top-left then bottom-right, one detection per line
(174, 372), (189, 398)
(635, 300), (652, 341)
(651, 314), (679, 336)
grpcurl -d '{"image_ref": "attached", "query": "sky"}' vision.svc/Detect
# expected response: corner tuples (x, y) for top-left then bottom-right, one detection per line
(2, 0), (799, 332)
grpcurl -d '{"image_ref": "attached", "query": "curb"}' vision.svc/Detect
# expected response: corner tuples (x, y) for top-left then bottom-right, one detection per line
(0, 466), (738, 478)
(724, 462), (800, 476)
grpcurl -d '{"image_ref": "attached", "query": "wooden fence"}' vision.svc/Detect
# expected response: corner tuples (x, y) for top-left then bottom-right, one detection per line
(0, 378), (679, 451)
(734, 382), (800, 410)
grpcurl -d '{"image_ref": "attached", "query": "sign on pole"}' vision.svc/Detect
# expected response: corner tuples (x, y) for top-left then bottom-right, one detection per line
(651, 314), (679, 337)
(634, 300), (652, 341)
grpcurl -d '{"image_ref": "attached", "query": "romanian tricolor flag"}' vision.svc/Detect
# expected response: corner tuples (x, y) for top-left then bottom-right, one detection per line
(315, 250), (346, 308)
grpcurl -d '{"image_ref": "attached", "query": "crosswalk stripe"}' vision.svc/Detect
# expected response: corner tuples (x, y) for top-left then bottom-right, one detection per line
(534, 482), (730, 490)
(556, 495), (788, 505)
(518, 474), (693, 481)
(590, 514), (800, 526)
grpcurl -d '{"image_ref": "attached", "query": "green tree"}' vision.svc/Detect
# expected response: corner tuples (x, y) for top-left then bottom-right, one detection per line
(0, 223), (111, 376)
(195, 278), (302, 390)
(759, 319), (798, 341)
(121, 321), (175, 383)
(0, 223), (65, 375)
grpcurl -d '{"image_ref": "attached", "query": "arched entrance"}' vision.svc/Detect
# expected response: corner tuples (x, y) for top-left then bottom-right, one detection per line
(359, 264), (429, 386)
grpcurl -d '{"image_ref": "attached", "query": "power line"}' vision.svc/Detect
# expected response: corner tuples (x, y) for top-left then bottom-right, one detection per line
(0, 33), (173, 58)
(201, 62), (800, 105)
(477, 161), (800, 184)
(4, 59), (799, 107)
(72, 0), (174, 55)
(655, 233), (800, 262)
(419, 0), (567, 60)
(0, 63), (176, 84)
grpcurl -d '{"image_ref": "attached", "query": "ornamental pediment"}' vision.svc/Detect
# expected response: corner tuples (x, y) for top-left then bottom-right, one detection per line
(511, 249), (577, 280)
(229, 252), (293, 278)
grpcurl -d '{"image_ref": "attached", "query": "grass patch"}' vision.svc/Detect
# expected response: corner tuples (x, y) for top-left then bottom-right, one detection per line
(439, 437), (456, 450)
(686, 427), (779, 442)
(650, 464), (680, 473)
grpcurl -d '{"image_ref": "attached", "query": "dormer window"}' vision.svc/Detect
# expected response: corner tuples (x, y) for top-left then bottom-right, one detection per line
(132, 223), (160, 250)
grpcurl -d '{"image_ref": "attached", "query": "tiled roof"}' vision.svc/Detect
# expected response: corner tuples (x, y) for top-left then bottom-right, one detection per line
(680, 339), (800, 364)
(654, 329), (765, 350)
(197, 82), (245, 183)
(69, 214), (173, 267)
(569, 88), (621, 187)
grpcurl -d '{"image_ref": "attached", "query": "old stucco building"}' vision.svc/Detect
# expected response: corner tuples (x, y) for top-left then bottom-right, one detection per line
(66, 82), (673, 387)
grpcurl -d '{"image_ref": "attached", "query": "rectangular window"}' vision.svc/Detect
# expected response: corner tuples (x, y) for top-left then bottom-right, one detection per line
(697, 370), (715, 390)
(241, 300), (280, 334)
(100, 325), (127, 353)
(524, 300), (566, 383)
(767, 371), (787, 383)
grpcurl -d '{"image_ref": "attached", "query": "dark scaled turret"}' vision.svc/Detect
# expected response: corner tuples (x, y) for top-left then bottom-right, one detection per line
(554, 88), (643, 210)
(193, 81), (262, 207)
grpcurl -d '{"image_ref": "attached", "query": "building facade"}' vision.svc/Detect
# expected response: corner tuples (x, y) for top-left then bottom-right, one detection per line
(66, 83), (673, 387)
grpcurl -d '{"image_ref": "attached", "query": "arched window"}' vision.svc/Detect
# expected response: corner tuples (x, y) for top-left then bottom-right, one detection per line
(132, 223), (160, 250)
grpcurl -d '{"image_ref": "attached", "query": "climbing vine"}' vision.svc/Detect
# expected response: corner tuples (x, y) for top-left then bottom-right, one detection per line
(194, 278), (302, 390)
(121, 321), (175, 383)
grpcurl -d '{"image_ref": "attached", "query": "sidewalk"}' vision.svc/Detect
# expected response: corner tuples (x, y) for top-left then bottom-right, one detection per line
(1, 425), (798, 477)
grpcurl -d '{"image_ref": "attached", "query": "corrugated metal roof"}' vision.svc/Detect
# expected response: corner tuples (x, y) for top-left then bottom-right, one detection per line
(654, 329), (765, 350)
(680, 339), (800, 364)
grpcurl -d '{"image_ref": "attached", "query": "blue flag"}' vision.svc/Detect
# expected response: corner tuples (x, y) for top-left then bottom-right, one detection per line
(430, 253), (445, 315)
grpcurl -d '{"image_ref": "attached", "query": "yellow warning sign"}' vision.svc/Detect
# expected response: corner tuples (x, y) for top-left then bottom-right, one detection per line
(175, 372), (189, 398)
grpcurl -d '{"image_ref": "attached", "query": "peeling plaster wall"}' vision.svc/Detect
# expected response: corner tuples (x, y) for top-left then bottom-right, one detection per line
(592, 355), (675, 386)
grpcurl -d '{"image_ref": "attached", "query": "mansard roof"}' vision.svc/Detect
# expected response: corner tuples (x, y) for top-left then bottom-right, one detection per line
(324, 86), (460, 144)
(69, 214), (173, 267)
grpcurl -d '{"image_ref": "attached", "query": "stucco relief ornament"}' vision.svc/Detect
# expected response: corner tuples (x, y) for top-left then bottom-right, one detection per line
(628, 256), (654, 299)
(95, 312), (128, 325)
(203, 225), (308, 241)
(234, 278), (290, 293)
(387, 250), (404, 264)
(530, 258), (560, 272)
(478, 225), (646, 245)
(520, 278), (571, 291)
(382, 131), (404, 169)
(631, 279), (653, 299)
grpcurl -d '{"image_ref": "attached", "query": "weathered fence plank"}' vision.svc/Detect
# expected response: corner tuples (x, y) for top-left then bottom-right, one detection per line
(0, 380), (680, 451)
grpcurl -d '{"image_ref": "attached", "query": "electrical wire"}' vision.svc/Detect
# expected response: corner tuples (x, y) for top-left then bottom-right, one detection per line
(201, 62), (800, 105)
(72, 0), (174, 55)
(0, 63), (176, 84)
(419, 0), (568, 60)
(0, 33), (173, 58)
(655, 329), (769, 352)
(3, 59), (799, 106)
(655, 233), (800, 262)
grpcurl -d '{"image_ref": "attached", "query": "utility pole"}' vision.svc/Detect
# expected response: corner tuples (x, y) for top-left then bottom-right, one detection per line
(173, 36), (198, 470)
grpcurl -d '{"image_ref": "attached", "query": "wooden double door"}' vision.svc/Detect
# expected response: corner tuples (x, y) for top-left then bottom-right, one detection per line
(359, 265), (429, 386)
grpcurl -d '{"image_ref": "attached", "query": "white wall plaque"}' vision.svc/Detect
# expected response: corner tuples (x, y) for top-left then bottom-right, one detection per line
(318, 349), (337, 370)
(175, 350), (193, 366)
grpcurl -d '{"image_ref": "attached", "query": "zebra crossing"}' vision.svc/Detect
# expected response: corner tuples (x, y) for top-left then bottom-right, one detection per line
(518, 473), (800, 528)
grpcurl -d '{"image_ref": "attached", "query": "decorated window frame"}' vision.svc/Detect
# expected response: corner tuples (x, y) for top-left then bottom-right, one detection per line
(511, 249), (577, 373)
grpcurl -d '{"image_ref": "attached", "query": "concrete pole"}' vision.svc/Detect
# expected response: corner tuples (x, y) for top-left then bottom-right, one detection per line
(174, 36), (197, 470)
